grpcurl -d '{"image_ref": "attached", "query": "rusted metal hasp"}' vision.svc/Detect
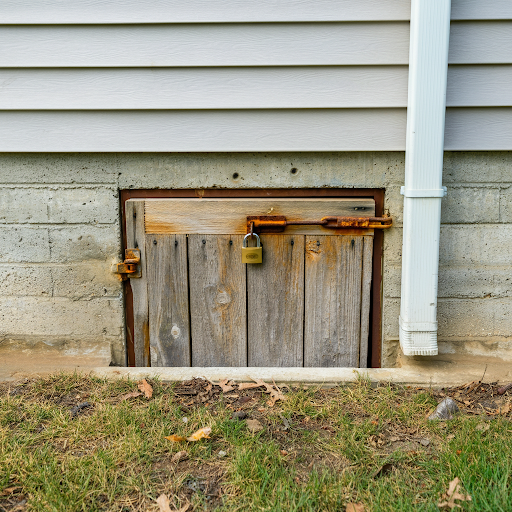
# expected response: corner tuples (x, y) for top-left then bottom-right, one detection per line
(247, 215), (392, 233)
(112, 248), (142, 280)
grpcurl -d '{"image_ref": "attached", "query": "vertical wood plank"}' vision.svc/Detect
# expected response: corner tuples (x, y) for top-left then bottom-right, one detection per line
(247, 235), (304, 367)
(359, 236), (374, 368)
(188, 235), (247, 366)
(125, 199), (150, 367)
(146, 234), (190, 367)
(304, 236), (363, 367)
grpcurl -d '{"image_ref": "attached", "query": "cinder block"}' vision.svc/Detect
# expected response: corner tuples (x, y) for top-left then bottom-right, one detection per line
(119, 152), (406, 190)
(0, 187), (50, 223)
(439, 225), (512, 265)
(383, 264), (402, 298)
(384, 185), (404, 226)
(0, 265), (52, 296)
(384, 264), (512, 300)
(383, 297), (512, 346)
(0, 296), (124, 337)
(442, 186), (500, 224)
(438, 299), (497, 337)
(48, 187), (118, 224)
(0, 154), (119, 184)
(383, 227), (403, 264)
(438, 338), (512, 361)
(383, 297), (400, 339)
(493, 299), (512, 337)
(439, 266), (512, 298)
(499, 186), (512, 223)
(444, 152), (512, 184)
(51, 262), (122, 299)
(0, 335), (115, 366)
(381, 339), (400, 368)
(49, 224), (121, 263)
(0, 226), (50, 262)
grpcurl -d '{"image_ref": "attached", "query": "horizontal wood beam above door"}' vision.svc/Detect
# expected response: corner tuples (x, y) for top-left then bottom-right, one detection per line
(143, 198), (376, 235)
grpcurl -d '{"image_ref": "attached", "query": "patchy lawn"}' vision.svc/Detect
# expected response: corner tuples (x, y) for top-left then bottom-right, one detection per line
(1, 373), (511, 512)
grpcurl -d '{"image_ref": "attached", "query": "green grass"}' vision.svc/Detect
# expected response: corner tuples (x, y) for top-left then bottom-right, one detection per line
(1, 373), (511, 511)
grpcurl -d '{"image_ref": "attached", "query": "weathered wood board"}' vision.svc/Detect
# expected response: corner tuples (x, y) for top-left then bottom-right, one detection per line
(247, 235), (305, 367)
(188, 235), (247, 366)
(359, 236), (374, 368)
(125, 199), (150, 367)
(304, 236), (363, 367)
(145, 198), (375, 235)
(145, 234), (191, 367)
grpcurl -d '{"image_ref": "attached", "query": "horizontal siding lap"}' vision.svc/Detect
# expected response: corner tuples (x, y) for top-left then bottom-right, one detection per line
(0, 0), (412, 23)
(0, 67), (409, 109)
(0, 109), (509, 151)
(0, 23), (410, 67)
(0, 109), (407, 152)
(447, 65), (512, 107)
(1, 0), (511, 23)
(444, 108), (512, 151)
(4, 65), (512, 109)
(2, 22), (511, 67)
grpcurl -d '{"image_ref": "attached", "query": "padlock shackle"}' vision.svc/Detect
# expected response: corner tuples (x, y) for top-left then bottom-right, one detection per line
(243, 232), (261, 247)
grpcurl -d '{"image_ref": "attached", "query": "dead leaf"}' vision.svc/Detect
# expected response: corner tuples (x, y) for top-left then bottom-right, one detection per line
(438, 477), (472, 509)
(157, 494), (172, 512)
(267, 388), (286, 407)
(246, 419), (264, 433)
(368, 434), (385, 448)
(346, 503), (365, 512)
(186, 426), (212, 441)
(165, 434), (186, 442)
(1, 487), (20, 496)
(137, 379), (153, 399)
(218, 379), (236, 392)
(120, 391), (142, 401)
(500, 401), (511, 415)
(236, 379), (285, 406)
(475, 422), (490, 432)
(171, 450), (188, 463)
(238, 379), (266, 390)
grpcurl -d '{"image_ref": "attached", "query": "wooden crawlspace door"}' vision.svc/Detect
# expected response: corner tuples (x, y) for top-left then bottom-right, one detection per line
(125, 198), (374, 368)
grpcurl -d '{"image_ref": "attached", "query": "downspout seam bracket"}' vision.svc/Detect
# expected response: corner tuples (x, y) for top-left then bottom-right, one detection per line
(400, 187), (447, 198)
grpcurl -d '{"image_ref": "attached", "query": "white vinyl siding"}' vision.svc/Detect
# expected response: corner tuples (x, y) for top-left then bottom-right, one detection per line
(0, 3), (511, 151)
(1, 0), (511, 23)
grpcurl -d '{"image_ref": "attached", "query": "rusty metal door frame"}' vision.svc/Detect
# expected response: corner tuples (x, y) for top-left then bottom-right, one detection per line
(120, 188), (385, 368)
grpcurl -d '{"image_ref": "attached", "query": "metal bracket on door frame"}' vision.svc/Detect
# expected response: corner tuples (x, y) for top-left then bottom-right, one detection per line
(112, 248), (142, 280)
(247, 215), (392, 233)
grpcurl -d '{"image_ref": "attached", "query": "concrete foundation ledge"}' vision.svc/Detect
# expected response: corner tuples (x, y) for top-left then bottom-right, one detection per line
(3, 364), (511, 387)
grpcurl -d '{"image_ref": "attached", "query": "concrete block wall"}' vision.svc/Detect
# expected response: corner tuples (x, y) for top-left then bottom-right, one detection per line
(1, 152), (511, 367)
(384, 152), (512, 365)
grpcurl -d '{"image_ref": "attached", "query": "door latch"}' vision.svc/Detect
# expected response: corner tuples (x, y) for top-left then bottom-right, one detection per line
(246, 215), (392, 233)
(112, 248), (142, 280)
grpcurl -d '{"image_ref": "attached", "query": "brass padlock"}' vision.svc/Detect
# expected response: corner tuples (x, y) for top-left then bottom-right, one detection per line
(241, 233), (262, 264)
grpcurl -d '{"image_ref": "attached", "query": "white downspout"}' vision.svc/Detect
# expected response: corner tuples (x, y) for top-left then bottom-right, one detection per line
(399, 0), (451, 356)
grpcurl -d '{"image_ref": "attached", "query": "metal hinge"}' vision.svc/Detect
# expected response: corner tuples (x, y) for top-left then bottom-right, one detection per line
(112, 248), (141, 280)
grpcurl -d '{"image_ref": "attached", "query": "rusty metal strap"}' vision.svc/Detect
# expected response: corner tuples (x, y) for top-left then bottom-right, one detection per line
(247, 215), (392, 233)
